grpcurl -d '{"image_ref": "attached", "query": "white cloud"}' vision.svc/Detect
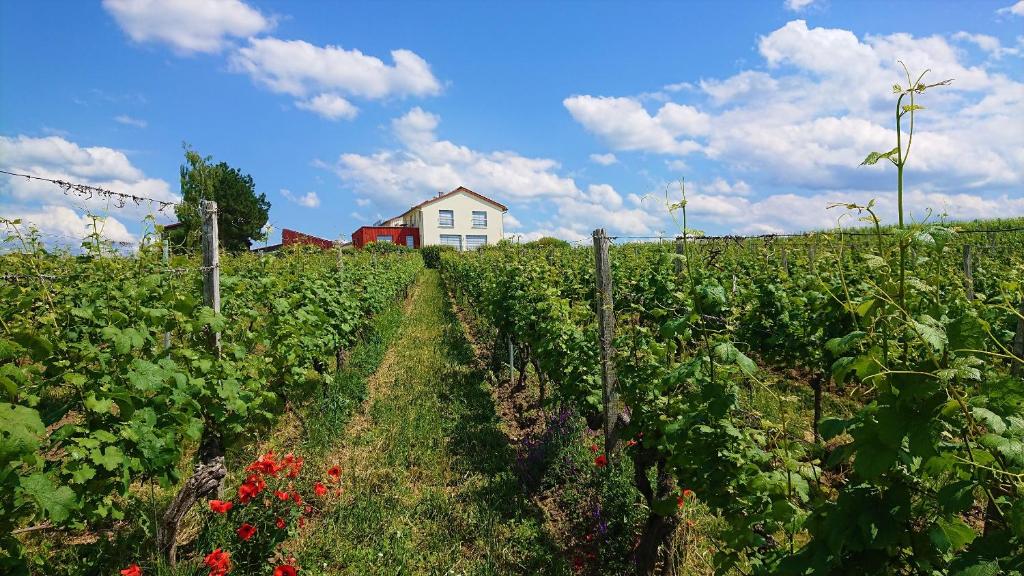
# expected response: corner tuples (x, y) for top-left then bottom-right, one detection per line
(564, 19), (1024, 230)
(280, 188), (320, 208)
(330, 107), (580, 207)
(0, 204), (136, 244)
(590, 152), (618, 165)
(114, 114), (147, 128)
(295, 94), (359, 120)
(0, 135), (176, 224)
(103, 0), (271, 54)
(784, 0), (817, 12)
(504, 213), (523, 229)
(952, 32), (1019, 59)
(563, 95), (703, 155)
(230, 37), (440, 102)
(997, 1), (1024, 16)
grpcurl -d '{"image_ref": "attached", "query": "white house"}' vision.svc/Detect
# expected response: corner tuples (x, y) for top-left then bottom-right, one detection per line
(353, 186), (507, 250)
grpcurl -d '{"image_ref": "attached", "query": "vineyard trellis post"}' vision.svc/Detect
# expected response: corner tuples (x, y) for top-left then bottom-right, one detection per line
(593, 228), (623, 456)
(1014, 300), (1024, 376)
(201, 200), (221, 354)
(963, 244), (974, 301)
(675, 236), (684, 276)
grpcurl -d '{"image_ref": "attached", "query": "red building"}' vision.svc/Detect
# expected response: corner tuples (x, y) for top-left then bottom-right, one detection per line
(282, 228), (335, 249)
(351, 226), (420, 249)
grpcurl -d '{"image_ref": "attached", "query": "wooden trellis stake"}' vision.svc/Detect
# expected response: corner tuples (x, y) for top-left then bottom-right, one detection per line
(201, 200), (221, 355)
(593, 229), (622, 456)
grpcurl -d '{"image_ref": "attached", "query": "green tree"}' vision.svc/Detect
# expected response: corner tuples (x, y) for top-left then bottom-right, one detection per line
(171, 144), (270, 252)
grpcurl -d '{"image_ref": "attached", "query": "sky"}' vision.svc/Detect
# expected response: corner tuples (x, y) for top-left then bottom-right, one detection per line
(1, 0), (1022, 246)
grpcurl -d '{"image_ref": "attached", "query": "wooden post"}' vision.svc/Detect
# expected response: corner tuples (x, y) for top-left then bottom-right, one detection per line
(335, 239), (344, 272)
(963, 244), (974, 301)
(162, 235), (172, 350)
(808, 242), (816, 273)
(593, 229), (621, 456)
(781, 245), (789, 277)
(201, 200), (221, 354)
(508, 336), (515, 384)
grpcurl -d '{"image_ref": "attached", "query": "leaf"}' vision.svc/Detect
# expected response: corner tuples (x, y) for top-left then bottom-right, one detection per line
(819, 417), (850, 441)
(928, 517), (976, 553)
(0, 402), (45, 465)
(911, 315), (946, 353)
(84, 394), (114, 414)
(861, 146), (900, 166)
(971, 407), (1006, 435)
(901, 104), (925, 113)
(90, 445), (125, 471)
(825, 331), (866, 356)
(713, 342), (757, 376)
(20, 473), (79, 523)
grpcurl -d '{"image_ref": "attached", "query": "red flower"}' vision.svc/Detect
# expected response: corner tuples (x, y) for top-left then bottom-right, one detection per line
(327, 465), (342, 482)
(285, 455), (304, 478)
(292, 492), (303, 505)
(238, 475), (267, 503)
(594, 454), (608, 468)
(276, 516), (286, 529)
(682, 489), (695, 499)
(314, 482), (327, 496)
(247, 451), (283, 476)
(298, 516), (306, 528)
(677, 495), (685, 509)
(273, 565), (298, 576)
(626, 439), (638, 447)
(209, 500), (233, 514)
(236, 522), (257, 541)
(275, 490), (290, 501)
(120, 564), (142, 576)
(203, 549), (231, 576)
(589, 443), (599, 453)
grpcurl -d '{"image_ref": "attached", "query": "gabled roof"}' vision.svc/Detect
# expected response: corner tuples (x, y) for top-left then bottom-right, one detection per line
(403, 186), (508, 215)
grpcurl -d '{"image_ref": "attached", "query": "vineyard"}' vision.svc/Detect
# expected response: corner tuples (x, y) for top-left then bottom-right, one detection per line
(440, 217), (1024, 575)
(1, 218), (422, 574)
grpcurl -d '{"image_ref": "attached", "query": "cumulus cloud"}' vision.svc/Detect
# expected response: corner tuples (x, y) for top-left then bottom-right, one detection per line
(114, 114), (147, 128)
(295, 94), (359, 120)
(590, 152), (618, 165)
(997, 1), (1024, 16)
(280, 188), (321, 208)
(952, 32), (1019, 59)
(0, 204), (136, 244)
(229, 37), (440, 119)
(784, 0), (817, 11)
(0, 135), (176, 241)
(103, 0), (272, 54)
(563, 19), (1024, 232)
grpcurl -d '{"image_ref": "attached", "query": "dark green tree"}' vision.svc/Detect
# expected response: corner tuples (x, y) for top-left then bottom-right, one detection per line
(170, 145), (270, 252)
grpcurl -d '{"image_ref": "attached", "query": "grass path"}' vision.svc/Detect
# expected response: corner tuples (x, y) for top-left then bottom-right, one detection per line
(296, 270), (567, 575)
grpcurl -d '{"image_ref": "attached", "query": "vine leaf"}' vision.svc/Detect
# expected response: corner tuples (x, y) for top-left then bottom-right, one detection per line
(21, 473), (79, 523)
(928, 517), (976, 553)
(860, 146), (900, 166)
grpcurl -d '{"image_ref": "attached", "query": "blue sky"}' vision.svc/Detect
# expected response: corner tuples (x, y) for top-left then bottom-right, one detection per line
(1, 0), (1022, 245)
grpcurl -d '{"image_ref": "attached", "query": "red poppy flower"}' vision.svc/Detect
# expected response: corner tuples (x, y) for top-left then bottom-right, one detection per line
(286, 456), (304, 478)
(594, 454), (607, 468)
(304, 505), (313, 515)
(292, 492), (303, 505)
(275, 490), (290, 501)
(273, 565), (298, 576)
(238, 475), (267, 503)
(203, 548), (231, 576)
(247, 451), (282, 476)
(314, 482), (327, 496)
(626, 439), (638, 447)
(209, 500), (233, 514)
(327, 465), (342, 482)
(276, 516), (286, 529)
(120, 564), (142, 576)
(589, 443), (599, 453)
(677, 495), (685, 509)
(236, 522), (257, 541)
(298, 516), (306, 528)
(682, 489), (695, 499)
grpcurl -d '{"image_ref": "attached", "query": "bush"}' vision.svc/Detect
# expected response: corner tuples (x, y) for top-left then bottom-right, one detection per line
(526, 237), (570, 249)
(421, 245), (456, 268)
(364, 241), (411, 254)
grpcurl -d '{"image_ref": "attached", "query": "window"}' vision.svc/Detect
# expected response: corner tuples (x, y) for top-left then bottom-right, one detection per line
(466, 235), (487, 250)
(405, 235), (415, 248)
(440, 234), (462, 250)
(438, 210), (454, 228)
(376, 235), (393, 243)
(471, 210), (487, 228)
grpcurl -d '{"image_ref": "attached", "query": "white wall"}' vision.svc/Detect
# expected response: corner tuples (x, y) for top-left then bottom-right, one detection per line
(415, 191), (504, 249)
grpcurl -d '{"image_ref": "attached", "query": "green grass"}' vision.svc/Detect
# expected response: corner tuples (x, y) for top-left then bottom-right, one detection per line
(294, 270), (568, 575)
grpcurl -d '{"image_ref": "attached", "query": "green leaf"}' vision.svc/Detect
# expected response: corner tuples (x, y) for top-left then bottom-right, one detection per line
(20, 473), (79, 523)
(971, 407), (1006, 435)
(861, 146), (900, 166)
(0, 402), (45, 465)
(928, 517), (976, 553)
(911, 315), (946, 353)
(713, 342), (757, 376)
(84, 394), (114, 414)
(90, 445), (125, 471)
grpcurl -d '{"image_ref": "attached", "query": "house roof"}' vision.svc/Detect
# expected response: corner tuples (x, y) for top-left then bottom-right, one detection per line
(402, 186), (508, 216)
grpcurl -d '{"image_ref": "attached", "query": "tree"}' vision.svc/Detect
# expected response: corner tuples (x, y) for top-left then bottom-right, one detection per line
(171, 145), (270, 252)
